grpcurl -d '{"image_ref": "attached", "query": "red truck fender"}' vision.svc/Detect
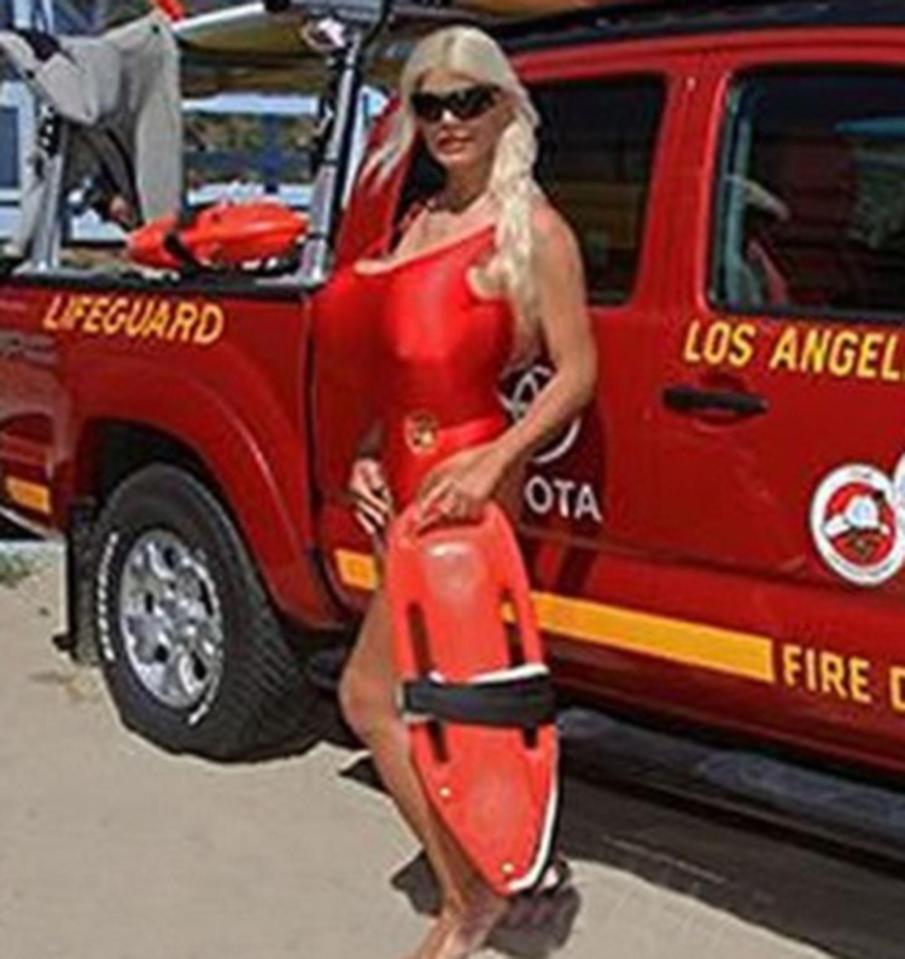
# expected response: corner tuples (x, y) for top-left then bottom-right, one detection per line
(62, 355), (338, 627)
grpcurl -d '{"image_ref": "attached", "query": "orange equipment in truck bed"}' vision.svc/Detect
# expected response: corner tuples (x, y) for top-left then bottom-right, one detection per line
(127, 201), (307, 273)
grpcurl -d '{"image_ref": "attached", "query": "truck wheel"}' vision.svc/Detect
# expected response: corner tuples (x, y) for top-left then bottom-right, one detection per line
(91, 463), (310, 759)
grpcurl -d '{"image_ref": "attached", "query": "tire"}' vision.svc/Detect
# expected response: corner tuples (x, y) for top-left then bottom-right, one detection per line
(90, 463), (312, 759)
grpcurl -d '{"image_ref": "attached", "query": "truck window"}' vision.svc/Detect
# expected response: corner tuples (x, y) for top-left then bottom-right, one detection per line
(712, 68), (905, 318)
(389, 74), (664, 305)
(532, 75), (664, 305)
(0, 106), (17, 191)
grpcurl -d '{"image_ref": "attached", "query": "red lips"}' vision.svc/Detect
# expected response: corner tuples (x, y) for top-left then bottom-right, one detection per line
(437, 135), (470, 151)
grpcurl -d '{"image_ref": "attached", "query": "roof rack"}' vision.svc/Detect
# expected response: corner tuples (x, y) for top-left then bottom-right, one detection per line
(175, 0), (497, 62)
(494, 0), (905, 50)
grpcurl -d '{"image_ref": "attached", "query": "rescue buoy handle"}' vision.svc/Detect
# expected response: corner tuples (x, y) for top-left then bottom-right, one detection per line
(400, 670), (556, 728)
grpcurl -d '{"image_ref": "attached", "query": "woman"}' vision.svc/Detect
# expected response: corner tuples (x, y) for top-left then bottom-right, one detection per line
(338, 24), (596, 959)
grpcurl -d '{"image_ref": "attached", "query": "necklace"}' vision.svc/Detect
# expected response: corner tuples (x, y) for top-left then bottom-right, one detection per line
(419, 192), (495, 246)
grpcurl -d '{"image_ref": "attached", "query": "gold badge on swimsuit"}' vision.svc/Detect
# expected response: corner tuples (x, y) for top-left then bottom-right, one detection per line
(404, 409), (439, 454)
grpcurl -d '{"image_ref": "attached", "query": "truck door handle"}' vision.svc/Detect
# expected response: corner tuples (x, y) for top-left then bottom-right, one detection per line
(662, 384), (768, 417)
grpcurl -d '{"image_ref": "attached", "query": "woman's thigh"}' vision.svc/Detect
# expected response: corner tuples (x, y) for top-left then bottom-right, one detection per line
(351, 583), (392, 675)
(354, 450), (524, 670)
(340, 575), (398, 725)
(343, 453), (526, 723)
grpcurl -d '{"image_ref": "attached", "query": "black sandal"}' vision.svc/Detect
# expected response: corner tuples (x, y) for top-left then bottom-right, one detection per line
(500, 856), (573, 931)
(534, 854), (572, 896)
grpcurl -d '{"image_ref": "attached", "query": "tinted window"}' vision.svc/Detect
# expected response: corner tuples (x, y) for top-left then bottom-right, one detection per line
(713, 69), (905, 317)
(393, 75), (664, 305)
(0, 107), (18, 189)
(533, 76), (664, 304)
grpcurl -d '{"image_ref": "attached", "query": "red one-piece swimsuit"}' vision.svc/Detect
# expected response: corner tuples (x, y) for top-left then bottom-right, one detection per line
(356, 222), (517, 511)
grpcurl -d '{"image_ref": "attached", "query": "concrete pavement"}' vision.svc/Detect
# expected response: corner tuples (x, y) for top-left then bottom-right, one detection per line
(1, 545), (900, 958)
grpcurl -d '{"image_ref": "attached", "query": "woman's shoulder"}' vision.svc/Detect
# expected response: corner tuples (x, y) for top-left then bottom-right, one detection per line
(528, 194), (582, 263)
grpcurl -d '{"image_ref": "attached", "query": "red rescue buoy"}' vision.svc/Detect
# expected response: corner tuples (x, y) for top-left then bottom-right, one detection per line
(385, 500), (559, 896)
(127, 200), (308, 273)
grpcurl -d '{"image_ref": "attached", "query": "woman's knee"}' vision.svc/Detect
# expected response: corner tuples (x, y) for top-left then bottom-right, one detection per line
(338, 666), (397, 743)
(338, 588), (399, 741)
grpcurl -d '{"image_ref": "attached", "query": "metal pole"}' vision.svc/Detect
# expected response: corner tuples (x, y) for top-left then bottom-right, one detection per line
(299, 27), (366, 288)
(9, 0), (38, 245)
(30, 114), (66, 270)
(29, 0), (54, 31)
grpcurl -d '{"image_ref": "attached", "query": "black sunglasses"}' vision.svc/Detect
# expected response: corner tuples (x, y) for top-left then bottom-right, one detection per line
(409, 85), (499, 123)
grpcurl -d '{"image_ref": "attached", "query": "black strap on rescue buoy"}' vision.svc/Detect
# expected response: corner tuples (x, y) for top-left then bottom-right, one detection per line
(162, 228), (204, 273)
(160, 205), (206, 273)
(157, 203), (300, 278)
(401, 669), (556, 729)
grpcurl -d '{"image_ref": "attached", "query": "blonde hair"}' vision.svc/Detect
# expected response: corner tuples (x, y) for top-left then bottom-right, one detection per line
(361, 25), (544, 369)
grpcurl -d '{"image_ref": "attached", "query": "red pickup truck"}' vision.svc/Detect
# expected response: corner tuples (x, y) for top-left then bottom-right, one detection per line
(6, 0), (905, 840)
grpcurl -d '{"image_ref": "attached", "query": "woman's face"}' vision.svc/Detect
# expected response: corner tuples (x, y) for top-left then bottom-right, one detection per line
(412, 68), (513, 174)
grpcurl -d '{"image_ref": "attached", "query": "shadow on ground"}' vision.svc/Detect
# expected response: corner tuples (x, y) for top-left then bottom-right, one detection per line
(37, 626), (905, 959)
(289, 695), (905, 959)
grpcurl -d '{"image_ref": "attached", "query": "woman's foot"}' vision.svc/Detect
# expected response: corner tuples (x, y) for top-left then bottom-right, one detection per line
(501, 855), (573, 930)
(405, 883), (510, 959)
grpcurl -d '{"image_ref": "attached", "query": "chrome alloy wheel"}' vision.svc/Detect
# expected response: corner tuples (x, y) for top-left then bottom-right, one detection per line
(118, 529), (225, 710)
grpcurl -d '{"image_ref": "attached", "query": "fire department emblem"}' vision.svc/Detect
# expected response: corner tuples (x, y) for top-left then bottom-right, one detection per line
(809, 463), (905, 586)
(404, 410), (439, 454)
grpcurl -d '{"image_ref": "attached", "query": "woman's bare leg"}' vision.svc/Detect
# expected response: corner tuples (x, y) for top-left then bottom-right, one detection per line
(340, 586), (472, 907)
(339, 583), (508, 957)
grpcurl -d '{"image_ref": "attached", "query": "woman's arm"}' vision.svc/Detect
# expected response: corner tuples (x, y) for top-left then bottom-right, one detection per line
(490, 205), (597, 471)
(354, 419), (384, 459)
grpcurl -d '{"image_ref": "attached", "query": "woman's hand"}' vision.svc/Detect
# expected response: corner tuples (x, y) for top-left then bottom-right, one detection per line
(347, 455), (394, 538)
(414, 442), (507, 532)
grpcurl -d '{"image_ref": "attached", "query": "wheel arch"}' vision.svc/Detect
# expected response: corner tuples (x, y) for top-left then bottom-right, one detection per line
(80, 420), (224, 507)
(63, 367), (312, 620)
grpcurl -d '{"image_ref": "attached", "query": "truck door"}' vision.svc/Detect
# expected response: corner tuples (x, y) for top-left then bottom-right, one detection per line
(649, 43), (905, 771)
(308, 103), (408, 613)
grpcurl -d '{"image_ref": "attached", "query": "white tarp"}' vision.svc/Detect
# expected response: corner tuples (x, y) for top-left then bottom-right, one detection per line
(0, 11), (182, 257)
